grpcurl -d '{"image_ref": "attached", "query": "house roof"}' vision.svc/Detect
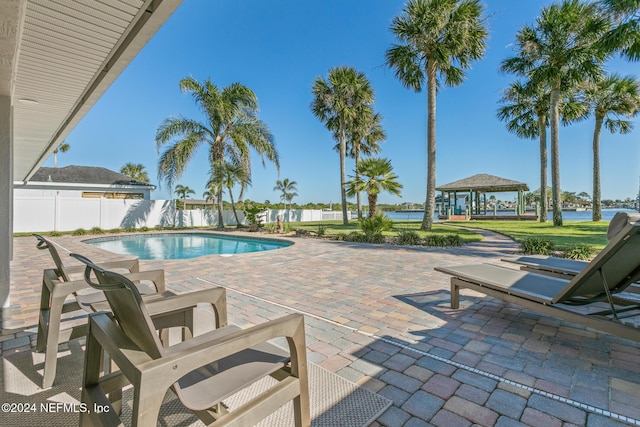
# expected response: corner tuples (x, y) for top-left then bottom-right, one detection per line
(30, 166), (155, 188)
(436, 174), (529, 193)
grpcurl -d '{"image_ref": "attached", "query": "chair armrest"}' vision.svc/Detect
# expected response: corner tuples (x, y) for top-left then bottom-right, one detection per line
(157, 313), (306, 380)
(43, 269), (92, 295)
(145, 287), (227, 327)
(122, 269), (166, 292)
(64, 257), (140, 275)
(88, 312), (306, 393)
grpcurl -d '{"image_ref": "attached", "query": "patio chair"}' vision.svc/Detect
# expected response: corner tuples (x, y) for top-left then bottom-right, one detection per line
(33, 234), (178, 388)
(435, 217), (640, 343)
(72, 253), (310, 427)
(501, 213), (640, 295)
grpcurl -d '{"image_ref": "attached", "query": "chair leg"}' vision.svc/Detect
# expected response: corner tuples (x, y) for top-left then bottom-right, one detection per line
(42, 295), (65, 388)
(36, 277), (52, 353)
(451, 280), (460, 309)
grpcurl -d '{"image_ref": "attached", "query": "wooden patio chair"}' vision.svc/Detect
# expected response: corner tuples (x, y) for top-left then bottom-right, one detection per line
(72, 253), (310, 426)
(435, 217), (640, 343)
(33, 234), (179, 388)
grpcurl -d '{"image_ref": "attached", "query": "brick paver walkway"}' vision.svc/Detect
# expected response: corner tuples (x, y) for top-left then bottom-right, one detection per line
(2, 229), (640, 426)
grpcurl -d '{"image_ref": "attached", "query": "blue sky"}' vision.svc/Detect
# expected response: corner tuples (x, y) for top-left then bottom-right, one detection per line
(47, 0), (640, 204)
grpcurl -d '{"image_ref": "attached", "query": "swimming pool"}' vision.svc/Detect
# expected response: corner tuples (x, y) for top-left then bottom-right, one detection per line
(83, 233), (292, 260)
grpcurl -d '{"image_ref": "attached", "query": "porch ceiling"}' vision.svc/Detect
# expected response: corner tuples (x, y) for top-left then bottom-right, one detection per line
(1, 0), (183, 183)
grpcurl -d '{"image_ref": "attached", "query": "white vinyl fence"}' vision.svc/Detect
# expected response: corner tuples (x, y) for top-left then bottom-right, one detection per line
(13, 196), (350, 232)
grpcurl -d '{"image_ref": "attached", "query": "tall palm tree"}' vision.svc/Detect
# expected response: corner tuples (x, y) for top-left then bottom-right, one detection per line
(174, 184), (195, 210)
(157, 77), (279, 224)
(599, 0), (640, 61)
(501, 0), (610, 226)
(120, 163), (150, 183)
(345, 157), (403, 218)
(311, 67), (374, 225)
(53, 141), (69, 168)
(497, 81), (587, 222)
(584, 73), (640, 221)
(497, 81), (550, 222)
(334, 107), (386, 219)
(385, 0), (488, 230)
(210, 161), (251, 227)
(273, 178), (298, 217)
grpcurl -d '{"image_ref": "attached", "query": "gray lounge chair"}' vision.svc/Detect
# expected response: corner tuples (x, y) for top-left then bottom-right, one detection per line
(435, 218), (640, 342)
(501, 213), (640, 295)
(33, 234), (175, 388)
(72, 254), (310, 426)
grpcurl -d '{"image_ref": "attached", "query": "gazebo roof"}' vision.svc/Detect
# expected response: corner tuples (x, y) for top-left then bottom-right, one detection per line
(436, 174), (529, 193)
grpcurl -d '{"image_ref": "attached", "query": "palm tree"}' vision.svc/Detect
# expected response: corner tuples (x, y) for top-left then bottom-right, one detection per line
(120, 163), (150, 183)
(385, 0), (488, 230)
(273, 178), (298, 218)
(584, 73), (640, 221)
(157, 77), (278, 225)
(53, 141), (69, 167)
(501, 0), (610, 226)
(174, 184), (195, 210)
(311, 67), (374, 225)
(202, 189), (216, 211)
(334, 107), (386, 219)
(497, 81), (550, 222)
(599, 0), (640, 61)
(346, 158), (402, 218)
(211, 161), (251, 227)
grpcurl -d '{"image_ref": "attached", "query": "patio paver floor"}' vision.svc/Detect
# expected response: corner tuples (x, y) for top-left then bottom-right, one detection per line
(2, 229), (640, 426)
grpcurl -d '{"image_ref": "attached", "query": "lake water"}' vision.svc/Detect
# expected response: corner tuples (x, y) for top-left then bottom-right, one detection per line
(385, 208), (638, 222)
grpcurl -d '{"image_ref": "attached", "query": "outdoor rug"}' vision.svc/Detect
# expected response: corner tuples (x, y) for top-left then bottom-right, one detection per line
(0, 341), (392, 426)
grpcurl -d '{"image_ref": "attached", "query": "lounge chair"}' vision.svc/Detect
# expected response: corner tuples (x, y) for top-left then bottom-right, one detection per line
(72, 254), (310, 427)
(501, 213), (640, 295)
(33, 234), (178, 388)
(435, 217), (640, 342)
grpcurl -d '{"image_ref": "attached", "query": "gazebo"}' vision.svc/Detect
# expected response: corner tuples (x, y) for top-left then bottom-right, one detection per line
(436, 174), (533, 220)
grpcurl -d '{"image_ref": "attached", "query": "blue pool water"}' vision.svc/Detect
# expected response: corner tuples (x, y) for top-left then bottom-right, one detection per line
(83, 233), (292, 260)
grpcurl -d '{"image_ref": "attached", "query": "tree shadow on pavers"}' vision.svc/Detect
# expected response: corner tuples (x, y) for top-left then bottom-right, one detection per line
(390, 289), (640, 423)
(321, 239), (517, 258)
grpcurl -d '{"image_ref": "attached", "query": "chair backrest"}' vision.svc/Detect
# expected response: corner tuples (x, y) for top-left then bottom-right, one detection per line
(70, 253), (163, 359)
(34, 234), (71, 282)
(554, 217), (640, 304)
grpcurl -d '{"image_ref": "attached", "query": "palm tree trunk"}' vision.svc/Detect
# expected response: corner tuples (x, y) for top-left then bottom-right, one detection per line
(368, 193), (377, 218)
(538, 114), (548, 223)
(356, 145), (362, 220)
(339, 124), (349, 225)
(216, 188), (225, 228)
(228, 186), (242, 227)
(422, 61), (437, 231)
(592, 115), (603, 222)
(550, 88), (563, 227)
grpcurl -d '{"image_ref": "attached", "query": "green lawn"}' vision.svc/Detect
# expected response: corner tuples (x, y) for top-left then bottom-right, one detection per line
(443, 220), (610, 251)
(286, 219), (484, 243)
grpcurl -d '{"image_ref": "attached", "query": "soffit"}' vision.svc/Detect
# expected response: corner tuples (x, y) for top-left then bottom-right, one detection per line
(9, 0), (182, 182)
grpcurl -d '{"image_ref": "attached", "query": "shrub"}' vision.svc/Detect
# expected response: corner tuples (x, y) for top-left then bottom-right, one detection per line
(72, 228), (86, 236)
(520, 237), (554, 255)
(140, 226), (150, 232)
(365, 231), (386, 244)
(243, 203), (266, 227)
(48, 231), (62, 237)
(346, 231), (367, 242)
(123, 227), (136, 233)
(334, 233), (347, 241)
(316, 224), (327, 237)
(358, 213), (393, 234)
(563, 244), (594, 260)
(396, 229), (421, 246)
(424, 234), (462, 247)
(264, 223), (277, 233)
(90, 227), (104, 235)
